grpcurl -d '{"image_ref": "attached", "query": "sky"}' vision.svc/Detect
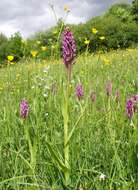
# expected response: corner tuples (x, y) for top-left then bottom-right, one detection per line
(0, 0), (132, 38)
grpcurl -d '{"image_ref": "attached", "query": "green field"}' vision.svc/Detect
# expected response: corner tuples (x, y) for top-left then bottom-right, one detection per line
(0, 48), (138, 189)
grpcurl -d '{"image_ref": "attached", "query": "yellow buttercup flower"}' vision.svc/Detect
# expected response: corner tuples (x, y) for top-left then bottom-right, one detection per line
(31, 50), (38, 57)
(84, 39), (90, 45)
(7, 55), (14, 62)
(41, 46), (47, 51)
(99, 36), (105, 40)
(36, 41), (41, 45)
(103, 58), (111, 66)
(64, 5), (70, 12)
(92, 28), (98, 34)
(51, 45), (55, 49)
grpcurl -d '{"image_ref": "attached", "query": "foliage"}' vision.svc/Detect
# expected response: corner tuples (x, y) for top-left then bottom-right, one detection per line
(31, 3), (138, 56)
(0, 33), (7, 44)
(0, 33), (8, 64)
(131, 0), (138, 22)
(0, 32), (24, 64)
(0, 2), (138, 65)
(107, 3), (132, 22)
(7, 32), (24, 61)
(0, 49), (137, 189)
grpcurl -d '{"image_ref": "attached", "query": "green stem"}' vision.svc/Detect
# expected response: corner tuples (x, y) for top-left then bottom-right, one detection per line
(22, 120), (38, 190)
(64, 122), (69, 185)
(63, 69), (71, 186)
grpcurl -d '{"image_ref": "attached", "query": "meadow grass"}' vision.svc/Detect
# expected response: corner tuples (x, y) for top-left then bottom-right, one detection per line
(0, 48), (138, 190)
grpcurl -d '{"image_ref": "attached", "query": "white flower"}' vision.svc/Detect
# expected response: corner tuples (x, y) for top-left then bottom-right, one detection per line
(43, 66), (50, 73)
(71, 80), (75, 84)
(45, 113), (49, 117)
(38, 83), (42, 87)
(43, 93), (48, 98)
(44, 85), (50, 90)
(99, 173), (106, 181)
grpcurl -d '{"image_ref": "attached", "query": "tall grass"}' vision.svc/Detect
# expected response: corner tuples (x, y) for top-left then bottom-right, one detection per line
(0, 48), (138, 189)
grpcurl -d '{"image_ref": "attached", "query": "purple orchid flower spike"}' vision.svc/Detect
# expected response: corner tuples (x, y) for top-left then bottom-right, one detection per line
(62, 27), (77, 82)
(126, 94), (138, 119)
(76, 84), (84, 100)
(20, 100), (29, 119)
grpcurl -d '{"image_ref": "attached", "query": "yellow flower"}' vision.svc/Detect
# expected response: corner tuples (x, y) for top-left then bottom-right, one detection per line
(64, 5), (70, 12)
(51, 45), (55, 49)
(99, 36), (105, 40)
(7, 55), (14, 62)
(36, 41), (41, 45)
(41, 46), (47, 51)
(31, 50), (38, 57)
(84, 39), (90, 45)
(92, 28), (98, 34)
(10, 62), (16, 65)
(103, 58), (111, 66)
(126, 48), (133, 52)
(16, 73), (20, 78)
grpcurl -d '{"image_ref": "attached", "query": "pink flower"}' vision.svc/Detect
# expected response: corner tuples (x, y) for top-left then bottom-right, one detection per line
(126, 94), (138, 119)
(76, 84), (84, 100)
(62, 27), (77, 69)
(20, 100), (29, 119)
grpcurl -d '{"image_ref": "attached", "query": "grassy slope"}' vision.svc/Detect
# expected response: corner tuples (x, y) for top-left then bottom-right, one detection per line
(0, 48), (138, 189)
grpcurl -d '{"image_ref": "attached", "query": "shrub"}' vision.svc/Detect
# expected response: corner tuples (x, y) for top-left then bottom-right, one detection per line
(131, 0), (138, 22)
(0, 3), (138, 64)
(0, 33), (8, 64)
(6, 32), (23, 61)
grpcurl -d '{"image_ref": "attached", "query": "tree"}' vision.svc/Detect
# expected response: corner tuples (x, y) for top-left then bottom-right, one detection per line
(107, 3), (132, 22)
(0, 33), (7, 45)
(131, 0), (138, 22)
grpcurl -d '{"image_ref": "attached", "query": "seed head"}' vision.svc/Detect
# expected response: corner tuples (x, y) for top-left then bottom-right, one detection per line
(90, 92), (96, 102)
(106, 82), (112, 96)
(115, 90), (120, 102)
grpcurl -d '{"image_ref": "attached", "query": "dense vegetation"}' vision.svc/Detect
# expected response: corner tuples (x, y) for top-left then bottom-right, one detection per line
(0, 1), (138, 65)
(0, 49), (138, 189)
(0, 1), (138, 189)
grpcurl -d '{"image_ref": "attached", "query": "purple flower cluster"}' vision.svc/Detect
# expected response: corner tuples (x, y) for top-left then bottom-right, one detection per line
(76, 84), (84, 100)
(62, 27), (77, 69)
(20, 100), (29, 119)
(126, 94), (138, 119)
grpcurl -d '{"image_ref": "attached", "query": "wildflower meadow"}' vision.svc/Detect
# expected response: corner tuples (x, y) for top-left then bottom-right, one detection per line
(0, 1), (138, 190)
